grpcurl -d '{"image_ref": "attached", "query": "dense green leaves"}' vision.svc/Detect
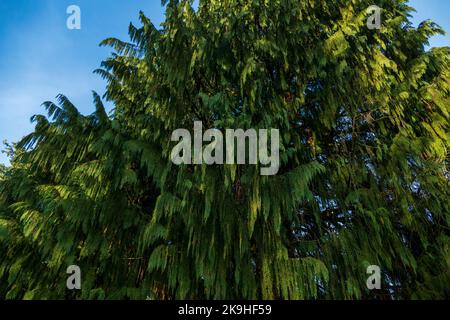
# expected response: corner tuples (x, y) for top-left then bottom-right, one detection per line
(0, 0), (449, 299)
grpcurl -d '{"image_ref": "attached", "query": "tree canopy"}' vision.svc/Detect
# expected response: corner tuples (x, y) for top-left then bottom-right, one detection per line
(0, 0), (449, 299)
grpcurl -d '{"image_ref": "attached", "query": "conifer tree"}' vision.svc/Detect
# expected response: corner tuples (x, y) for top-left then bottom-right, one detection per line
(0, 0), (448, 299)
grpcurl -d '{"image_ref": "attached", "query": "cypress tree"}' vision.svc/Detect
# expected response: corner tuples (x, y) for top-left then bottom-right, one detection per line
(0, 0), (448, 299)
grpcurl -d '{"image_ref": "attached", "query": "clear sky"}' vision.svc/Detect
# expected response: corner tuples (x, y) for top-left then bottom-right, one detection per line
(0, 0), (448, 165)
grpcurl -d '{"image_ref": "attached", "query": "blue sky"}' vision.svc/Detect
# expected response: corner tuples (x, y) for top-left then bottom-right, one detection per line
(0, 0), (448, 165)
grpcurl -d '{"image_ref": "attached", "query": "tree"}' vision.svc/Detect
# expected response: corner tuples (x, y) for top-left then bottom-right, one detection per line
(0, 0), (448, 299)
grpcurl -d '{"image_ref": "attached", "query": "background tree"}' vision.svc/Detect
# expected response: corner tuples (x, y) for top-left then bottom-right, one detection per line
(0, 0), (449, 299)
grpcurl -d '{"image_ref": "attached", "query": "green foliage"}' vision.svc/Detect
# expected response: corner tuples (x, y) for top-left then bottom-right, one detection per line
(0, 0), (449, 299)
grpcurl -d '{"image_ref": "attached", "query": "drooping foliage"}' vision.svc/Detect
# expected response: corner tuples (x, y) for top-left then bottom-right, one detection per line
(0, 0), (449, 299)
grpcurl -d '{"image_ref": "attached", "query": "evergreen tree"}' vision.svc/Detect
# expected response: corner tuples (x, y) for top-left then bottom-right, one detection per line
(0, 0), (448, 299)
